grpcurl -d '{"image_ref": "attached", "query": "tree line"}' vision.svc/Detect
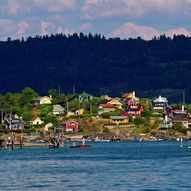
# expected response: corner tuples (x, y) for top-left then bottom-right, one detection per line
(1, 33), (191, 101)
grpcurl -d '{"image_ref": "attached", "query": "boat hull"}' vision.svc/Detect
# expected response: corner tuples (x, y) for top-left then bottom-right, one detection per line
(69, 145), (92, 148)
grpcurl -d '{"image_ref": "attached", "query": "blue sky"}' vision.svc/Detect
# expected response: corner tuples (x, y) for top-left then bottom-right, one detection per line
(1, 0), (191, 40)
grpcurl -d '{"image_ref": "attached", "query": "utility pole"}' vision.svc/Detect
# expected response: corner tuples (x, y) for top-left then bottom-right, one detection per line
(66, 98), (69, 113)
(58, 86), (61, 95)
(183, 90), (185, 104)
(90, 102), (92, 115)
(1, 109), (3, 124)
(73, 85), (75, 95)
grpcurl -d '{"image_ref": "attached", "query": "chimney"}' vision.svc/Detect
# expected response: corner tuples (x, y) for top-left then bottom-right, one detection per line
(182, 105), (184, 112)
(50, 95), (52, 100)
(132, 91), (135, 99)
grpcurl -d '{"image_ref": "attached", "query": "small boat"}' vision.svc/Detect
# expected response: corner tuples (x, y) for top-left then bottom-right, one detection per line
(69, 145), (92, 148)
(69, 138), (92, 149)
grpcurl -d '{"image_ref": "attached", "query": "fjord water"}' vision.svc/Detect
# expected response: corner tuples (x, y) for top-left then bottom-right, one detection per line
(0, 142), (191, 191)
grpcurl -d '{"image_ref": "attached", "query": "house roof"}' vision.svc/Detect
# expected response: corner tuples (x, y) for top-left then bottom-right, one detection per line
(79, 92), (93, 97)
(110, 116), (128, 120)
(153, 96), (168, 103)
(98, 100), (110, 105)
(121, 92), (139, 99)
(30, 116), (43, 122)
(99, 104), (116, 108)
(53, 104), (65, 111)
(60, 120), (78, 125)
(34, 96), (52, 101)
(171, 118), (188, 122)
(108, 99), (122, 105)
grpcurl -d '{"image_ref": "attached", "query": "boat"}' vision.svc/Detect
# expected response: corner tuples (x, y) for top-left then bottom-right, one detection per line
(69, 138), (92, 149)
(69, 145), (92, 148)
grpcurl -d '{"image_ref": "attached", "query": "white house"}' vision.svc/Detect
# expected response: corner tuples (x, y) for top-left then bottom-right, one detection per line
(52, 104), (65, 115)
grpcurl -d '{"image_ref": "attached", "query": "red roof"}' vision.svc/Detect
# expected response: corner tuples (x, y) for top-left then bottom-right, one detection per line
(99, 104), (116, 108)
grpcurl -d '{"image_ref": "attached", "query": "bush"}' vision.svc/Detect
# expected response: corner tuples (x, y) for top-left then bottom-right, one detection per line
(172, 124), (187, 134)
(134, 117), (146, 125)
(103, 127), (110, 133)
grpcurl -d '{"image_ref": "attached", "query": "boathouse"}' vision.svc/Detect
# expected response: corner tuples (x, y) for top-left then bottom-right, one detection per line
(60, 120), (79, 132)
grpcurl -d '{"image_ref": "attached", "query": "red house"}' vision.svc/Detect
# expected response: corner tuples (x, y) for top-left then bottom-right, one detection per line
(122, 105), (144, 117)
(60, 121), (78, 132)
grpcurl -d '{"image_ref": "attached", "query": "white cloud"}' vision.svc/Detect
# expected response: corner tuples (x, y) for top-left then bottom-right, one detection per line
(16, 21), (29, 35)
(79, 22), (92, 31)
(1, 0), (31, 15)
(57, 27), (75, 35)
(109, 22), (191, 40)
(165, 28), (191, 37)
(32, 0), (76, 13)
(82, 0), (189, 19)
(0, 0), (76, 16)
(109, 22), (160, 40)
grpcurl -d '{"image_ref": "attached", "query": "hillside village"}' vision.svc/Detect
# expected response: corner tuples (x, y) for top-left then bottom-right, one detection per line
(0, 87), (191, 142)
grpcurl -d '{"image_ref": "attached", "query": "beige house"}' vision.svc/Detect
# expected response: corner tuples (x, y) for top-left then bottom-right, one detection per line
(107, 99), (123, 109)
(110, 116), (128, 125)
(30, 117), (44, 125)
(34, 96), (52, 105)
(98, 104), (116, 115)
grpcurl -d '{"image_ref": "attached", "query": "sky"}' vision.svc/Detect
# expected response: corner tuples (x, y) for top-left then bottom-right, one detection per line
(1, 0), (191, 40)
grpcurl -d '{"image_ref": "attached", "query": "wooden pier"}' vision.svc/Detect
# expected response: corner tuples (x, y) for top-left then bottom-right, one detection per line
(49, 127), (64, 148)
(0, 136), (23, 149)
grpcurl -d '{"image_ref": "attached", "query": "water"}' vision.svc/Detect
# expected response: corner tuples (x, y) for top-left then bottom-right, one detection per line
(0, 141), (191, 190)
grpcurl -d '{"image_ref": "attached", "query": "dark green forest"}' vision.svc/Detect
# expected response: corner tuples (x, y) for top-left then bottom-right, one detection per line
(1, 33), (191, 101)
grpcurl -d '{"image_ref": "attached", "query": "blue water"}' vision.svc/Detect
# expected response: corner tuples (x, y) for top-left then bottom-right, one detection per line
(0, 141), (191, 191)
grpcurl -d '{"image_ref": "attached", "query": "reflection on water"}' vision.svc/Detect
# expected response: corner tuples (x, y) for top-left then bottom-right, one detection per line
(0, 142), (191, 190)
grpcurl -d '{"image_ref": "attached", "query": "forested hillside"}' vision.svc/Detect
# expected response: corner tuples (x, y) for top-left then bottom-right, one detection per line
(1, 33), (191, 101)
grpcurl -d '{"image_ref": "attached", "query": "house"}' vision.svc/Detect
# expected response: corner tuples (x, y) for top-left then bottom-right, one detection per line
(67, 108), (85, 116)
(98, 104), (116, 115)
(44, 122), (53, 131)
(171, 118), (189, 128)
(75, 108), (84, 115)
(34, 96), (52, 105)
(151, 95), (168, 112)
(52, 104), (65, 115)
(3, 117), (24, 131)
(30, 117), (44, 125)
(121, 91), (140, 103)
(162, 115), (189, 129)
(166, 105), (187, 117)
(78, 92), (93, 102)
(100, 95), (112, 100)
(60, 120), (78, 132)
(122, 104), (144, 117)
(107, 99), (123, 109)
(110, 116), (128, 125)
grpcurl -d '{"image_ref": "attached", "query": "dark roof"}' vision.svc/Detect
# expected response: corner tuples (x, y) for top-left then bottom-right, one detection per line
(60, 120), (78, 125)
(98, 100), (110, 105)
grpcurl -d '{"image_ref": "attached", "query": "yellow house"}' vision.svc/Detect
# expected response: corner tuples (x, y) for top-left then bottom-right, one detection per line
(67, 108), (85, 116)
(75, 108), (84, 115)
(107, 99), (123, 109)
(44, 122), (53, 131)
(110, 116), (128, 125)
(34, 96), (52, 105)
(30, 117), (44, 125)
